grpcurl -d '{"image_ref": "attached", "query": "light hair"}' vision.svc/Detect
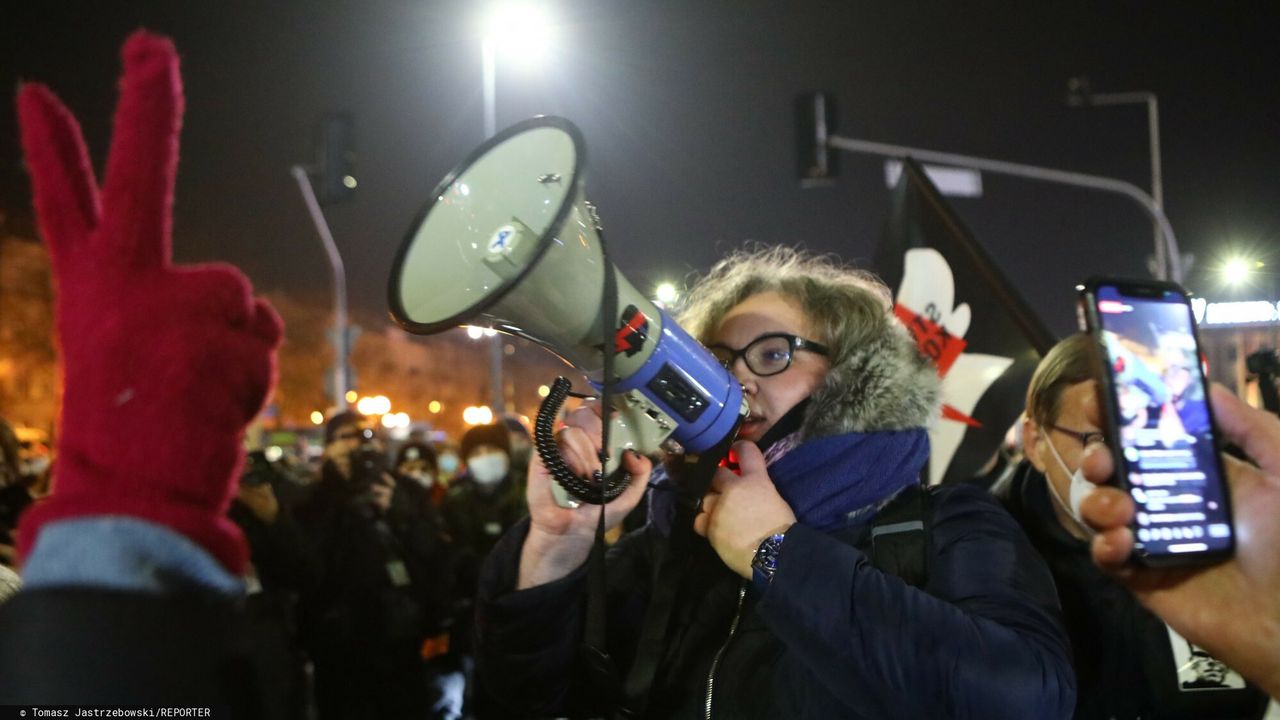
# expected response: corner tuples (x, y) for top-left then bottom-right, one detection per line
(676, 245), (894, 368)
(1026, 333), (1096, 428)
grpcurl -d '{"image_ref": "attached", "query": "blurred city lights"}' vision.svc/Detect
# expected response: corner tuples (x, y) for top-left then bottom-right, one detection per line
(310, 411), (324, 425)
(265, 446), (284, 463)
(428, 400), (442, 414)
(654, 282), (679, 304)
(537, 384), (551, 398)
(381, 412), (411, 429)
(342, 175), (358, 189)
(345, 390), (358, 404)
(356, 395), (392, 416)
(463, 405), (495, 426)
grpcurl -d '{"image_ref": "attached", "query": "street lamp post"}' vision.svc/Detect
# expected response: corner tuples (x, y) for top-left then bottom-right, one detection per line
(480, 36), (505, 414)
(291, 165), (350, 412)
(478, 3), (552, 415)
(1067, 77), (1177, 281)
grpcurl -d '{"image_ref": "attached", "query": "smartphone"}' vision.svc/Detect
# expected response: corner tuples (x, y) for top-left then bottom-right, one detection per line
(1078, 277), (1234, 566)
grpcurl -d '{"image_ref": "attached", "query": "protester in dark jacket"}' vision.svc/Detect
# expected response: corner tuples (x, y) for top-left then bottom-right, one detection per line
(442, 423), (528, 563)
(993, 333), (1271, 719)
(476, 246), (1075, 719)
(442, 422), (528, 619)
(229, 450), (320, 720)
(439, 423), (528, 714)
(297, 412), (455, 720)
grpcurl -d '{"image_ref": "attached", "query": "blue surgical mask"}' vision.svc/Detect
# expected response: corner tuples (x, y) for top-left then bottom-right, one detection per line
(438, 453), (460, 476)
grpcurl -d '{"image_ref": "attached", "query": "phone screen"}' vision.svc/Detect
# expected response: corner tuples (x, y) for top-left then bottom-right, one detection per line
(1093, 284), (1232, 559)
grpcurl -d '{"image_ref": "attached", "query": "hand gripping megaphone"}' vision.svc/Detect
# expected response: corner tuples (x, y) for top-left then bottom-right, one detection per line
(388, 117), (746, 506)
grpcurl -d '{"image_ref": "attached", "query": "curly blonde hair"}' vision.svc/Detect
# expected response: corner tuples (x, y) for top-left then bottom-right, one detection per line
(676, 245), (892, 365)
(675, 245), (939, 437)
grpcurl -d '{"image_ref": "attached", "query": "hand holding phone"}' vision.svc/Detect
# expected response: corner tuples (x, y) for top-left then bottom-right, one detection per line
(1079, 384), (1280, 698)
(1078, 277), (1234, 566)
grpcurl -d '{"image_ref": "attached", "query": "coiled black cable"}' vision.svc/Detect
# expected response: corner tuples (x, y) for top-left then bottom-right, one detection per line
(534, 375), (631, 504)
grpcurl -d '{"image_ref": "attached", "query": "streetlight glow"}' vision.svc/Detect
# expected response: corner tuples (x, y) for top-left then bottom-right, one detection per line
(655, 282), (679, 305)
(483, 2), (553, 66)
(310, 411), (325, 425)
(428, 400), (442, 414)
(466, 325), (485, 339)
(345, 390), (358, 404)
(1223, 258), (1252, 286)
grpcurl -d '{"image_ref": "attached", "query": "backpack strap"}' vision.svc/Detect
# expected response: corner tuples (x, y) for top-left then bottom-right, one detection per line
(867, 484), (930, 589)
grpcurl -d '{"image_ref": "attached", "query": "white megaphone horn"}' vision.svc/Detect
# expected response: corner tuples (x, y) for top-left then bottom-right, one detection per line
(388, 117), (746, 505)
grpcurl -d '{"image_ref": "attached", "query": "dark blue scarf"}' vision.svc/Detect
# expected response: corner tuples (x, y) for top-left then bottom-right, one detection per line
(648, 427), (930, 535)
(768, 428), (929, 531)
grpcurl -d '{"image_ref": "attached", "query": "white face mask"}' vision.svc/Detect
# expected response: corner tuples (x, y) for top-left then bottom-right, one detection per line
(1044, 435), (1097, 537)
(408, 471), (435, 488)
(468, 453), (509, 486)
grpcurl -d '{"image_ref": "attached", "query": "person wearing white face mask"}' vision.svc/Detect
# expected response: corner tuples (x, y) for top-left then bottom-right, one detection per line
(994, 334), (1271, 720)
(440, 422), (529, 716)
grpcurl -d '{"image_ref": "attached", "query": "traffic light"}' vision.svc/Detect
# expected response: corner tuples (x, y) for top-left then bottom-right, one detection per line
(314, 114), (357, 205)
(795, 92), (838, 188)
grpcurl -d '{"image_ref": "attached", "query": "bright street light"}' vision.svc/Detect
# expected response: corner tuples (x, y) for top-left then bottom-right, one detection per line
(654, 282), (679, 305)
(483, 3), (553, 68)
(1223, 258), (1257, 286)
(310, 411), (325, 425)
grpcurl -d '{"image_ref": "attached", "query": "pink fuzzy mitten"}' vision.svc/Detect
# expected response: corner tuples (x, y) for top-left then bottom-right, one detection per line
(15, 31), (282, 574)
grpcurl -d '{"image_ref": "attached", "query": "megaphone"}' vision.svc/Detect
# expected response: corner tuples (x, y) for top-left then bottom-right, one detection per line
(388, 117), (746, 505)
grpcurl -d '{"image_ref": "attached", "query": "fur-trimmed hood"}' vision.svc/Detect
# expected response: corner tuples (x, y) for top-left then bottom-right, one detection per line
(800, 318), (940, 440)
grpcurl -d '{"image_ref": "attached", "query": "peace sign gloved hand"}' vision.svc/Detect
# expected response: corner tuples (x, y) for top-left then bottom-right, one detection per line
(15, 32), (282, 575)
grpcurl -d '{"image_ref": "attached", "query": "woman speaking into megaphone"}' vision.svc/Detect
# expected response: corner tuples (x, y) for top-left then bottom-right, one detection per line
(475, 246), (1076, 719)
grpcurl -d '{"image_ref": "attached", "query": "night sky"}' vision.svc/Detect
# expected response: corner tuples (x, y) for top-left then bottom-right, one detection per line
(3, 2), (1277, 339)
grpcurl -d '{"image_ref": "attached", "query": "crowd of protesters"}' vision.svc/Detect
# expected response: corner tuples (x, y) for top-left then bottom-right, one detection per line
(4, 28), (1280, 720)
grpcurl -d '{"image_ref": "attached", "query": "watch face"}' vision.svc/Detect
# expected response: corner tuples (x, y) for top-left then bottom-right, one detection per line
(752, 533), (786, 575)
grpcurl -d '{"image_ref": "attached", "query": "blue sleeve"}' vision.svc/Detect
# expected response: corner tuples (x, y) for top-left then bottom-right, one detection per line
(756, 484), (1076, 719)
(21, 517), (244, 596)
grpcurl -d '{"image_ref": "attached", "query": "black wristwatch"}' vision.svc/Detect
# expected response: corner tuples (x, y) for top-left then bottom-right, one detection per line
(751, 531), (788, 584)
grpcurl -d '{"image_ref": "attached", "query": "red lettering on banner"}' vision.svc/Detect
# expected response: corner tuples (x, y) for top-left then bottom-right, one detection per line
(894, 303), (982, 428)
(893, 303), (966, 376)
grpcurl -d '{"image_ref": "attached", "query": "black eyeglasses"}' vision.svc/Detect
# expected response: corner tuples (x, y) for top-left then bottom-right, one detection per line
(1047, 423), (1106, 448)
(708, 333), (829, 377)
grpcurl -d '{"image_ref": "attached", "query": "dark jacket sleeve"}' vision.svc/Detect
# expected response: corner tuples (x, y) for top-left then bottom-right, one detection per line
(475, 516), (655, 717)
(757, 483), (1076, 719)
